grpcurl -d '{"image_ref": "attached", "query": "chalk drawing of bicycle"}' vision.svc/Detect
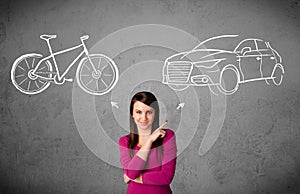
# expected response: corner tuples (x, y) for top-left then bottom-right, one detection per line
(11, 34), (119, 95)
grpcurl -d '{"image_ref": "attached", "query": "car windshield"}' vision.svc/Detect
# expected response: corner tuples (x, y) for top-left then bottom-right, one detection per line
(192, 35), (241, 52)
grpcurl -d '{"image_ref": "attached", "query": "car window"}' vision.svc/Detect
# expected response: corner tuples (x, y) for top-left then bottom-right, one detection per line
(234, 40), (256, 53)
(256, 40), (268, 50)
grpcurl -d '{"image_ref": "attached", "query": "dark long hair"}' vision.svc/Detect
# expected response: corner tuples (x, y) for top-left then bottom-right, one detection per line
(128, 91), (163, 158)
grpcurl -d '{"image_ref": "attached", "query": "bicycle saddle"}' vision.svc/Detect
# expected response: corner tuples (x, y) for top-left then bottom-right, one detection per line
(80, 35), (89, 40)
(40, 34), (57, 40)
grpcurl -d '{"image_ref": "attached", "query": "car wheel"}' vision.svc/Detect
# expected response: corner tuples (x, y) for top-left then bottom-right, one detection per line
(271, 63), (284, 86)
(218, 65), (239, 95)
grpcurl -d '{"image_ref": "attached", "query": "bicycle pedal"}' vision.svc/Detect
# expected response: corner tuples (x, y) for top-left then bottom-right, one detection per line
(65, 78), (73, 82)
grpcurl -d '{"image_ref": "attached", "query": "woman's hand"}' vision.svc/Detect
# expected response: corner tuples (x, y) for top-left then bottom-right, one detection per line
(123, 173), (131, 184)
(123, 173), (143, 184)
(147, 120), (168, 144)
(136, 120), (168, 162)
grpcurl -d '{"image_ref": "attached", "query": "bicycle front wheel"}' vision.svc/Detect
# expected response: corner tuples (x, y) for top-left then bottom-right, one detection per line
(76, 54), (119, 95)
(11, 53), (52, 95)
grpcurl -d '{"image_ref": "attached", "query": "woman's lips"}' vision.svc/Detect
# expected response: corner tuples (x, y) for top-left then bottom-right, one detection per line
(140, 122), (148, 126)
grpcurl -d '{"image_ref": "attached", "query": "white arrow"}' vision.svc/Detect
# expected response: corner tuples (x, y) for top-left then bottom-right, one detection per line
(111, 101), (119, 109)
(176, 103), (185, 110)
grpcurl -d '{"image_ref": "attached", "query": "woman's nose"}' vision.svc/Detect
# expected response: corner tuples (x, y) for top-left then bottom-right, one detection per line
(142, 113), (147, 120)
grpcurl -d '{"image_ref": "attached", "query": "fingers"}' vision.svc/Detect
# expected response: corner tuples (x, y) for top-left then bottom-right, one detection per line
(159, 120), (168, 129)
(123, 174), (131, 184)
(157, 127), (167, 138)
(149, 120), (168, 142)
(159, 129), (166, 138)
(157, 120), (168, 138)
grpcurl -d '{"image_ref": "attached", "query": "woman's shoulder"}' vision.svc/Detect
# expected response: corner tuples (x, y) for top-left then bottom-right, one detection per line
(118, 134), (130, 147)
(163, 129), (175, 141)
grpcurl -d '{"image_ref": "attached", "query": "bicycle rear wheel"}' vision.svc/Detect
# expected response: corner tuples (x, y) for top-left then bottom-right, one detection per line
(76, 54), (119, 95)
(11, 53), (52, 95)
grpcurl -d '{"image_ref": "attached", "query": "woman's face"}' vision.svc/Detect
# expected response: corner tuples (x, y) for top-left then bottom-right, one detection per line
(132, 101), (155, 133)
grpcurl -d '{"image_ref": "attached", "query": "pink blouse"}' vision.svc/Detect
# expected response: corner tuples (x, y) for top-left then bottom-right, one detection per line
(119, 129), (177, 194)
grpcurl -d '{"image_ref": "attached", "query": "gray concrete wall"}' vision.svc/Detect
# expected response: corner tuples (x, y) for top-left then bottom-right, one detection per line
(1, 0), (300, 193)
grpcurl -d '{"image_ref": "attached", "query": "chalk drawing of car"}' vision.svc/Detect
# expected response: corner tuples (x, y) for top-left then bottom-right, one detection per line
(162, 35), (284, 95)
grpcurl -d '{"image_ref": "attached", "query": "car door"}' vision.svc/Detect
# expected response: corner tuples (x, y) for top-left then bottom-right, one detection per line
(235, 40), (262, 81)
(256, 40), (276, 78)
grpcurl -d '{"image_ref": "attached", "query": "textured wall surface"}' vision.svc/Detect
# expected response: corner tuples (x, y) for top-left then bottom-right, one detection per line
(1, 0), (300, 193)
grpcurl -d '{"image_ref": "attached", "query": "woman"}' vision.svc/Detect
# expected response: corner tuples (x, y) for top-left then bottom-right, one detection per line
(119, 91), (177, 194)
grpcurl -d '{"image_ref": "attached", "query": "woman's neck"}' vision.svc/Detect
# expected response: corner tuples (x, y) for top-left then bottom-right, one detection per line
(137, 127), (152, 136)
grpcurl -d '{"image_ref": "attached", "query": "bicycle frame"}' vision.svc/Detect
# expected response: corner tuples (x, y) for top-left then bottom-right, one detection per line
(32, 36), (95, 82)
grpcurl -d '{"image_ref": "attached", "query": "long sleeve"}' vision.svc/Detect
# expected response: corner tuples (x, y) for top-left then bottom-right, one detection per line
(142, 130), (177, 185)
(119, 136), (146, 180)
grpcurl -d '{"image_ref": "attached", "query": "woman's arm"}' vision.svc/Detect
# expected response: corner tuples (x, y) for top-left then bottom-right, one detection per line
(129, 130), (177, 185)
(141, 158), (176, 185)
(119, 121), (168, 180)
(119, 138), (147, 180)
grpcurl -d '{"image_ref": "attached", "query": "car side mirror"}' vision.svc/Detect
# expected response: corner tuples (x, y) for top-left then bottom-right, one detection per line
(241, 47), (251, 55)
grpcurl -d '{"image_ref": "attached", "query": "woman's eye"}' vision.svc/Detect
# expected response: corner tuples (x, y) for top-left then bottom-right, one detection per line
(136, 111), (141, 114)
(148, 111), (153, 115)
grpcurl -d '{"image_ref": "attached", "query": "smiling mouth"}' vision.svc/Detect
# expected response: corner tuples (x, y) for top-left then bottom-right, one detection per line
(140, 122), (148, 126)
